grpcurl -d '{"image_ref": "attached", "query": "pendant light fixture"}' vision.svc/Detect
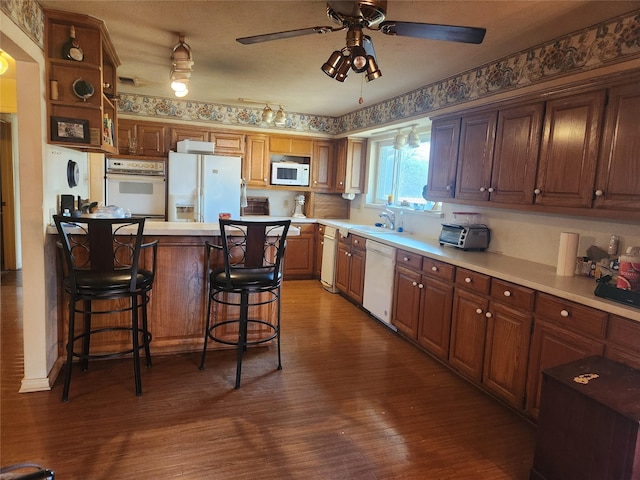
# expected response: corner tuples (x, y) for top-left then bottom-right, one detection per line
(261, 105), (274, 123)
(408, 125), (421, 148)
(170, 34), (193, 98)
(394, 130), (407, 150)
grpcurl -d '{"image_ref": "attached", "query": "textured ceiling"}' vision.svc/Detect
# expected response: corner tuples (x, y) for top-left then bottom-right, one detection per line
(38, 1), (640, 118)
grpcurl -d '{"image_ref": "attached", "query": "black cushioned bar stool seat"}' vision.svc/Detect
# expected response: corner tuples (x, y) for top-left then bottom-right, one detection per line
(199, 219), (290, 388)
(54, 215), (157, 401)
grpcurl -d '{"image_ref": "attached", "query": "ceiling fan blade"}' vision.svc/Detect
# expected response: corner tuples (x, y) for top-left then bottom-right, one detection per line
(379, 21), (486, 44)
(363, 35), (376, 57)
(237, 26), (338, 44)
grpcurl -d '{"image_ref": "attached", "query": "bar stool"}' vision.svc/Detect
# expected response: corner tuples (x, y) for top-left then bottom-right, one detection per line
(199, 219), (290, 388)
(54, 215), (158, 402)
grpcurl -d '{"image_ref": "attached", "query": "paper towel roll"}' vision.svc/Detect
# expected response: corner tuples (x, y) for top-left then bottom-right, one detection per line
(556, 232), (579, 276)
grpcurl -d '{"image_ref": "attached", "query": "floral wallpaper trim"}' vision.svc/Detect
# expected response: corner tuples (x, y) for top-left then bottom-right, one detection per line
(1, 0), (43, 49)
(340, 9), (640, 133)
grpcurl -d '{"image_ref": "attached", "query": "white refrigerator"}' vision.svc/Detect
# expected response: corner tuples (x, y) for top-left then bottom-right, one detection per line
(168, 152), (242, 222)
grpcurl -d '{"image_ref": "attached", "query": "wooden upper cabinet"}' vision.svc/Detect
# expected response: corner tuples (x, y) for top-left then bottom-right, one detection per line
(334, 138), (366, 194)
(311, 140), (334, 191)
(244, 134), (270, 187)
(168, 126), (208, 152)
(455, 111), (498, 201)
(593, 81), (640, 211)
(534, 89), (606, 208)
(426, 117), (460, 200)
(117, 120), (136, 155)
(137, 123), (167, 157)
(209, 131), (245, 156)
(269, 136), (313, 155)
(490, 102), (544, 205)
(44, 8), (120, 154)
(117, 119), (166, 157)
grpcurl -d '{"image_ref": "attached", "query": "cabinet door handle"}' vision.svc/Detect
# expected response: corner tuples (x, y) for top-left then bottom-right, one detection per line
(446, 184), (453, 191)
(465, 277), (472, 283)
(503, 290), (511, 297)
(354, 240), (359, 244)
(403, 257), (410, 262)
(431, 266), (438, 272)
(560, 309), (570, 317)
(412, 281), (418, 287)
(594, 189), (604, 197)
(347, 253), (352, 257)
(418, 283), (424, 289)
(485, 312), (493, 318)
(534, 188), (541, 195)
(488, 187), (495, 193)
(475, 308), (483, 315)
(480, 187), (486, 192)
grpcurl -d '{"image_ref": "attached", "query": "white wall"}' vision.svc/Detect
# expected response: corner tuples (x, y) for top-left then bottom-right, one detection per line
(348, 196), (640, 267)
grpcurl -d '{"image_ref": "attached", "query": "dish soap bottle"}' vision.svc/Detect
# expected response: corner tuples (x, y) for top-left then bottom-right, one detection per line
(397, 211), (404, 232)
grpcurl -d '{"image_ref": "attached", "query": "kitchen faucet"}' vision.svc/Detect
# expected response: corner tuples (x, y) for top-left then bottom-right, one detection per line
(379, 209), (396, 230)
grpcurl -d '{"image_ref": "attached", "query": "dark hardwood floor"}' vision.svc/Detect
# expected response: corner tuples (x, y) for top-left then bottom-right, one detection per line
(1, 271), (536, 479)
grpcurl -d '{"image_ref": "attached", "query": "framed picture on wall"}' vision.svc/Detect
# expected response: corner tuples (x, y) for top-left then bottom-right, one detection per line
(50, 116), (90, 143)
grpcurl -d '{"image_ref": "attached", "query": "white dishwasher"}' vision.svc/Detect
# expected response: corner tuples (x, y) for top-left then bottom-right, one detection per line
(363, 240), (397, 330)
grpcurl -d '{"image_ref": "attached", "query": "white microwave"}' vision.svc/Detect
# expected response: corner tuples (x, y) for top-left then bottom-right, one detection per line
(271, 162), (310, 186)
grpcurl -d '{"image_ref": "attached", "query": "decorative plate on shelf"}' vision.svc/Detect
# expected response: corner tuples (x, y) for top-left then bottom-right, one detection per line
(72, 78), (94, 101)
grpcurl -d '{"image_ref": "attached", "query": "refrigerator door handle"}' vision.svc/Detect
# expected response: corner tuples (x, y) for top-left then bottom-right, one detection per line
(196, 155), (203, 222)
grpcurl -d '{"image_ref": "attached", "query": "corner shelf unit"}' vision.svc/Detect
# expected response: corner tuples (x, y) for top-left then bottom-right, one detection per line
(44, 8), (120, 154)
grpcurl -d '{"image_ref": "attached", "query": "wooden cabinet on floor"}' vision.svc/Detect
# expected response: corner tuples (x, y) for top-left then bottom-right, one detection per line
(530, 356), (640, 480)
(335, 234), (366, 304)
(604, 314), (640, 370)
(283, 223), (315, 279)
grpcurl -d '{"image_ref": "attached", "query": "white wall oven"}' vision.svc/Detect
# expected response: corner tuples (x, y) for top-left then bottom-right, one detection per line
(105, 158), (166, 219)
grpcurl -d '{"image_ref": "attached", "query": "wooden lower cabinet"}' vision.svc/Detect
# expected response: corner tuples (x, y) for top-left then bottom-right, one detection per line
(449, 287), (490, 381)
(283, 223), (315, 279)
(605, 314), (640, 369)
(449, 270), (534, 408)
(335, 234), (366, 304)
(393, 251), (454, 361)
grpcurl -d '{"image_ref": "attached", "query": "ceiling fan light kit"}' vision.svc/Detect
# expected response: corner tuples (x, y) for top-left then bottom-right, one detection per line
(237, 0), (485, 86)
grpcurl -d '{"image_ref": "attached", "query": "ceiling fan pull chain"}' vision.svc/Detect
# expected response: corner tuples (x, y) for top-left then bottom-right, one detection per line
(359, 74), (364, 104)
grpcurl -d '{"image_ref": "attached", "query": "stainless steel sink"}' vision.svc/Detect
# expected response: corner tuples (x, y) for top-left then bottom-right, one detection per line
(349, 225), (408, 235)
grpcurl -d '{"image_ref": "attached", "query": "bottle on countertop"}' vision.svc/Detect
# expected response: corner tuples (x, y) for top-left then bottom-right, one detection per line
(397, 211), (404, 232)
(617, 246), (640, 292)
(607, 235), (619, 255)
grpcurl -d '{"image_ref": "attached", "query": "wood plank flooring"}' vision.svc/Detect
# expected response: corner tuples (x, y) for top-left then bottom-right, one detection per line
(1, 272), (536, 479)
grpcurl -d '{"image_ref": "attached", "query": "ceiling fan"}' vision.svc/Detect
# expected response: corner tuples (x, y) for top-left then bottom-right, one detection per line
(237, 0), (486, 82)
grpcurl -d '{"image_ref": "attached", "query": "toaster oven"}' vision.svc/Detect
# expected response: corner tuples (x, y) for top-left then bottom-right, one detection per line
(439, 223), (490, 251)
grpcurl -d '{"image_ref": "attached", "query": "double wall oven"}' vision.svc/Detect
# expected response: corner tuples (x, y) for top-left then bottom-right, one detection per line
(105, 158), (166, 219)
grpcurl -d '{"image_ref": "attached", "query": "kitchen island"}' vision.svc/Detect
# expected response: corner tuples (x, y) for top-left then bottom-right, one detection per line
(48, 220), (304, 358)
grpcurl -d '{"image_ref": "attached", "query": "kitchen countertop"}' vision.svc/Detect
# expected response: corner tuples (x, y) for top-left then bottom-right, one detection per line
(47, 217), (639, 322)
(319, 219), (640, 323)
